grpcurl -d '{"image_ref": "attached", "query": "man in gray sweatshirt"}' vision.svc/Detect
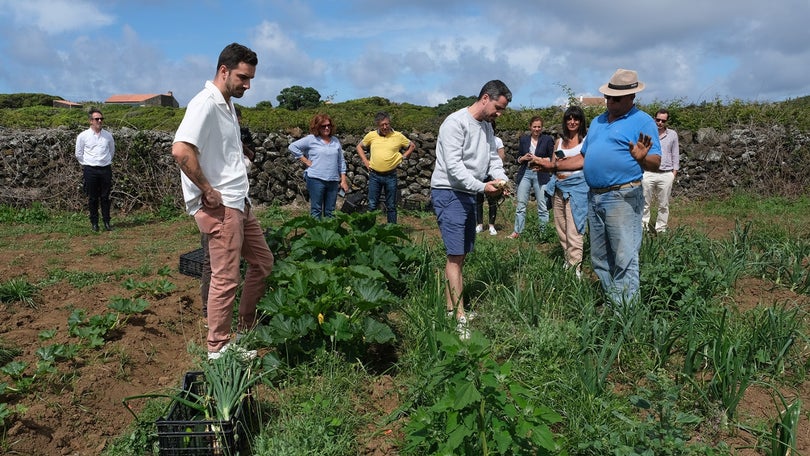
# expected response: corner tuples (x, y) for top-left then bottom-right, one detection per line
(430, 79), (511, 337)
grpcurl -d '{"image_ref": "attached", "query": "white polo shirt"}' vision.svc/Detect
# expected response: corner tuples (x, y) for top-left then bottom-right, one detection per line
(174, 81), (249, 215)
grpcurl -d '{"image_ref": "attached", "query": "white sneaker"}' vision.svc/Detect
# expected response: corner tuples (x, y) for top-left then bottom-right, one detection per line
(208, 342), (257, 361)
(488, 226), (497, 236)
(475, 224), (484, 233)
(456, 316), (470, 340)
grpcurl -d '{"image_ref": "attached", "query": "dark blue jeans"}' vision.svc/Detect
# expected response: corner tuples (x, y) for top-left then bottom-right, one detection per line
(82, 165), (112, 224)
(368, 170), (398, 223)
(306, 175), (339, 219)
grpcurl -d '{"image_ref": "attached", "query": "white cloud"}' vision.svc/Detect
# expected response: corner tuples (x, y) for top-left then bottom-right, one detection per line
(0, 0), (114, 34)
(0, 0), (808, 107)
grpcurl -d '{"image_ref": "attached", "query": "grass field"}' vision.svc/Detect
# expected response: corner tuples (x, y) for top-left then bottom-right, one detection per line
(0, 195), (808, 455)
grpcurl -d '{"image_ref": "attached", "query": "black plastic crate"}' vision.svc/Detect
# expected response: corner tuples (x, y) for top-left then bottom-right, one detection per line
(179, 248), (205, 279)
(156, 371), (251, 456)
(401, 197), (432, 212)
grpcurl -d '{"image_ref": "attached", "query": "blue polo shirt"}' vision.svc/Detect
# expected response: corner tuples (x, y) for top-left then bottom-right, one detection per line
(581, 106), (661, 189)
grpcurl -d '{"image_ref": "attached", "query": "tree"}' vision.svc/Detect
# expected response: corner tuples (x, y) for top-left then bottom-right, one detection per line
(276, 86), (321, 110)
(255, 100), (273, 109)
(435, 95), (477, 117)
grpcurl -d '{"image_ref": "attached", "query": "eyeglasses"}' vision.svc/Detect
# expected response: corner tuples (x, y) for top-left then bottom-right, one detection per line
(320, 124), (332, 129)
(92, 117), (104, 121)
(603, 95), (625, 102)
(655, 118), (668, 123)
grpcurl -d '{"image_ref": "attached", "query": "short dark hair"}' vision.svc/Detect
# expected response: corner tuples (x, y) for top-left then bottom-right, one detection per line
(87, 107), (102, 118)
(374, 111), (390, 124)
(217, 43), (258, 71)
(655, 108), (670, 118)
(529, 115), (544, 126)
(478, 80), (512, 103)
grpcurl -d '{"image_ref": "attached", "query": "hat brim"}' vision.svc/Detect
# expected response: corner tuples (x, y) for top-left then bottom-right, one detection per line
(599, 82), (645, 96)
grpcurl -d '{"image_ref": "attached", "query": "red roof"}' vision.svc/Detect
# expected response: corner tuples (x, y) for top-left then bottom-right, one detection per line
(579, 96), (605, 107)
(105, 94), (163, 103)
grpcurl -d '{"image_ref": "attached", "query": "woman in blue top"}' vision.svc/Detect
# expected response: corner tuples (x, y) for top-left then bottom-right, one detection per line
(288, 113), (349, 218)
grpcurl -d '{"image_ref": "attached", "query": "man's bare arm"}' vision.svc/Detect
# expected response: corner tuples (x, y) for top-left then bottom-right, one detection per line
(171, 141), (222, 207)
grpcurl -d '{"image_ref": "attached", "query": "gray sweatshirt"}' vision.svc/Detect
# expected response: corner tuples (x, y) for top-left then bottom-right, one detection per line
(430, 108), (508, 194)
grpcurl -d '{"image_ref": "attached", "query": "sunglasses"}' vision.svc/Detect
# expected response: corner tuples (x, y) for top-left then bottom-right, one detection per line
(92, 117), (104, 121)
(320, 124), (332, 129)
(603, 95), (625, 102)
(655, 118), (668, 123)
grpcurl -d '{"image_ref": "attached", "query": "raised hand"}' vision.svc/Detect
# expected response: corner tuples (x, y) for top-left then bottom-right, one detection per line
(629, 132), (652, 161)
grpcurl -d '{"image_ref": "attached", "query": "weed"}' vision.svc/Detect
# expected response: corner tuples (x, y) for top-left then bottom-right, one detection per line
(122, 277), (176, 299)
(0, 202), (50, 224)
(87, 243), (115, 256)
(0, 277), (38, 308)
(252, 350), (367, 455)
(622, 371), (704, 454)
(102, 397), (167, 455)
(403, 331), (563, 455)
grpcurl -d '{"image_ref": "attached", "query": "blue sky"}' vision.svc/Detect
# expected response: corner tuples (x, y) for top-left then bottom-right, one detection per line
(1, 0), (808, 108)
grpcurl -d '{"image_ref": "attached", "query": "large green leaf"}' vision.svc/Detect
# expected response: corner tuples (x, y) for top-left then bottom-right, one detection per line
(452, 381), (482, 410)
(322, 313), (354, 341)
(351, 278), (394, 311)
(363, 317), (395, 344)
(263, 314), (316, 343)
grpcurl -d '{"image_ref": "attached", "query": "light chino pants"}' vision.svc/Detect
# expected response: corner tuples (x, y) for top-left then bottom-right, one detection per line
(642, 170), (676, 232)
(194, 202), (274, 353)
(553, 190), (584, 270)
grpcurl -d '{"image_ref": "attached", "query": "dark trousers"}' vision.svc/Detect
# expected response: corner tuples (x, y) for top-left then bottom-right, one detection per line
(82, 165), (112, 224)
(476, 193), (498, 226)
(368, 170), (398, 223)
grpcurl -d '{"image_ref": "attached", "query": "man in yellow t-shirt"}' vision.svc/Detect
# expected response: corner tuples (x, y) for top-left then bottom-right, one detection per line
(356, 112), (415, 223)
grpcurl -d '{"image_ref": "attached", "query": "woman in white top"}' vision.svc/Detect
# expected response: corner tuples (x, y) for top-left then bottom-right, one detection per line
(546, 106), (589, 277)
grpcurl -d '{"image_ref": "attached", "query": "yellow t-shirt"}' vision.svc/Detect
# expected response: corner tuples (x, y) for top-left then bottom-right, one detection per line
(361, 130), (411, 173)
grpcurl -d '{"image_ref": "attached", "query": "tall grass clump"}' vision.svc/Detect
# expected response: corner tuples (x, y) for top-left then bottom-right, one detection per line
(0, 277), (38, 308)
(251, 350), (370, 456)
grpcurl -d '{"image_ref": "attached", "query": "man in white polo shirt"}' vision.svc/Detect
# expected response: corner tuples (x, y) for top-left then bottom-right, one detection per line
(172, 42), (274, 360)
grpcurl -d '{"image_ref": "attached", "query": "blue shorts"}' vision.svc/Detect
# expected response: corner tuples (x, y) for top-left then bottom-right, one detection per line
(431, 188), (477, 256)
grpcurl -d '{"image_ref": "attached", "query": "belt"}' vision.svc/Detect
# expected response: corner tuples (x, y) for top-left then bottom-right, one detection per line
(371, 168), (397, 176)
(83, 164), (111, 170)
(651, 169), (673, 173)
(591, 180), (641, 194)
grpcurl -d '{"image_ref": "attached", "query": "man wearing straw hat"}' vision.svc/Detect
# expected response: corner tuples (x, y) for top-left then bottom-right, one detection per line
(580, 68), (661, 307)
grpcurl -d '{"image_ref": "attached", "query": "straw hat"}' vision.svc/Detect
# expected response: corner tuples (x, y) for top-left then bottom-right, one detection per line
(599, 69), (645, 96)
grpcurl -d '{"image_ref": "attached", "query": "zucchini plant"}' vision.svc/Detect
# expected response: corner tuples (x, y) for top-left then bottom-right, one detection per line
(258, 212), (420, 362)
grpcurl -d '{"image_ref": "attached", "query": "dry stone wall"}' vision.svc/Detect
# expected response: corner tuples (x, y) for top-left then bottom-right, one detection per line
(1, 124), (808, 213)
